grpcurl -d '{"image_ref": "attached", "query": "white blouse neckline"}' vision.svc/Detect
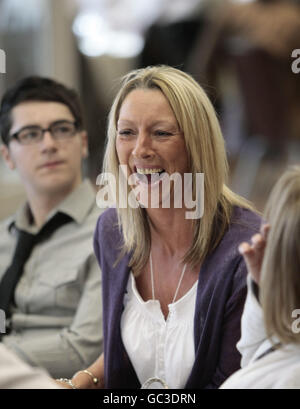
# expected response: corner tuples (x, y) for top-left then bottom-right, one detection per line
(120, 272), (198, 389)
(130, 272), (198, 322)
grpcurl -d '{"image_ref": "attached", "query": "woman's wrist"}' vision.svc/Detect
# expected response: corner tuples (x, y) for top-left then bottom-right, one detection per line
(72, 369), (101, 389)
(56, 369), (102, 389)
(71, 369), (103, 389)
(251, 278), (260, 302)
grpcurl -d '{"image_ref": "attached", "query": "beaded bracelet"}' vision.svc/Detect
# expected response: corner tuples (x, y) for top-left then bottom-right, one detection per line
(57, 378), (77, 389)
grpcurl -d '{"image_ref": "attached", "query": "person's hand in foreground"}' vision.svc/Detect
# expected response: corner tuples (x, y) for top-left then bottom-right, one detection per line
(238, 224), (270, 284)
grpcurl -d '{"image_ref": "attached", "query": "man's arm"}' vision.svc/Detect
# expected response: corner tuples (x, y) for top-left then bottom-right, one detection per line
(3, 255), (103, 378)
(0, 344), (61, 389)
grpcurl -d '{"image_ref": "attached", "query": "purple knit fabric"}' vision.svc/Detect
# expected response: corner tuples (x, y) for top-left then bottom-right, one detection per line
(94, 206), (261, 389)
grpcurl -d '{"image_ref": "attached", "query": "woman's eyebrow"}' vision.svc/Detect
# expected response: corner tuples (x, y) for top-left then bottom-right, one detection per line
(117, 119), (176, 127)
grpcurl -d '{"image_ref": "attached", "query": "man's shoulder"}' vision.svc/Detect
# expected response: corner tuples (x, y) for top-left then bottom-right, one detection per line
(0, 214), (15, 233)
(85, 202), (106, 225)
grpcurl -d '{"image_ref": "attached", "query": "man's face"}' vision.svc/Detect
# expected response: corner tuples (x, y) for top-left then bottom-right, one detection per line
(1, 101), (88, 199)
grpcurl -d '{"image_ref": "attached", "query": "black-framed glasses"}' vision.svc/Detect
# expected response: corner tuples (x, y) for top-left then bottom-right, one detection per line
(10, 120), (79, 145)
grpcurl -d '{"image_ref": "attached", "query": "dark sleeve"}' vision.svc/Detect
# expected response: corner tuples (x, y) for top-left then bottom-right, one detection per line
(203, 259), (247, 389)
(93, 216), (102, 268)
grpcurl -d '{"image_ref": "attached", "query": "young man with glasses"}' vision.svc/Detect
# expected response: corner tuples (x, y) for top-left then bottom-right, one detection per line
(0, 77), (103, 380)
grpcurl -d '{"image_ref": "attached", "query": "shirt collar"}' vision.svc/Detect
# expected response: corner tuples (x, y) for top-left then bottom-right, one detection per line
(8, 179), (96, 234)
(56, 179), (96, 224)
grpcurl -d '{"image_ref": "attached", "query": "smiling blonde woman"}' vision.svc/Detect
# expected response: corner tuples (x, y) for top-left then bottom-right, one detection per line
(103, 65), (255, 273)
(63, 65), (262, 390)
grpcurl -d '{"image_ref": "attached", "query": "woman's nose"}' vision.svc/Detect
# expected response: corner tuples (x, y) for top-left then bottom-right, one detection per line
(132, 133), (154, 159)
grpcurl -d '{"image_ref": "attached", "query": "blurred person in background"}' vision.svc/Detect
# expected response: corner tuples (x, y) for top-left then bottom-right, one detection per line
(221, 0), (300, 149)
(0, 77), (103, 379)
(191, 0), (300, 156)
(221, 166), (300, 389)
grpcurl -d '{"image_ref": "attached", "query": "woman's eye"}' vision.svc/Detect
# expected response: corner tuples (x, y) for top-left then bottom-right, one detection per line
(118, 130), (133, 137)
(154, 130), (172, 137)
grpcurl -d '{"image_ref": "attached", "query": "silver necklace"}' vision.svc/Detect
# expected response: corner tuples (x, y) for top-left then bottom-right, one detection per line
(149, 252), (187, 304)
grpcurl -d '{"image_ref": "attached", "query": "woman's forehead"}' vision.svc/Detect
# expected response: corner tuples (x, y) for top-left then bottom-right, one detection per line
(118, 89), (178, 123)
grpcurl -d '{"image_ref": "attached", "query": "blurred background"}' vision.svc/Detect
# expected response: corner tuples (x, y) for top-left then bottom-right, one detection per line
(0, 0), (300, 219)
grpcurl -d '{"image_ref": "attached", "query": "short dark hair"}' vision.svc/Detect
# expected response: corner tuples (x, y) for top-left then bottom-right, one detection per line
(0, 76), (84, 145)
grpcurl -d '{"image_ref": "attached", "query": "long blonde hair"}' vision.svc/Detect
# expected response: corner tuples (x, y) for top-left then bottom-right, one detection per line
(260, 166), (300, 345)
(103, 65), (253, 273)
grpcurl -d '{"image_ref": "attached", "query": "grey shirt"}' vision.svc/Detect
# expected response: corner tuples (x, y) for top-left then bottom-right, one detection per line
(0, 344), (61, 389)
(0, 180), (103, 378)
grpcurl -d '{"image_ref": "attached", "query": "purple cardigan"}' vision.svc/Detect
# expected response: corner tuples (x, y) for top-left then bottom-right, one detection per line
(94, 206), (261, 389)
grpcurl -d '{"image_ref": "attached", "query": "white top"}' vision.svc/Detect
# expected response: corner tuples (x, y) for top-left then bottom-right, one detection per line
(220, 343), (300, 389)
(220, 274), (300, 389)
(121, 273), (198, 389)
(237, 274), (277, 367)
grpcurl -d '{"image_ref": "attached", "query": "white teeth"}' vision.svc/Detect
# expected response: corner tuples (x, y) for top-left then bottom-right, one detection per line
(136, 168), (164, 174)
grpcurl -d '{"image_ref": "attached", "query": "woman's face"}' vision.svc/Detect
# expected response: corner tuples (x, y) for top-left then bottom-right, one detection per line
(116, 88), (189, 207)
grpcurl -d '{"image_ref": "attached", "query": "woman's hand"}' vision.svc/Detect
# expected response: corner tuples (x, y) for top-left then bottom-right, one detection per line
(238, 224), (270, 285)
(54, 353), (105, 389)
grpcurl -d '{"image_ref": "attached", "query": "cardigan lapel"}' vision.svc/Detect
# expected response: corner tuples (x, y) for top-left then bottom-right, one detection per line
(104, 250), (141, 388)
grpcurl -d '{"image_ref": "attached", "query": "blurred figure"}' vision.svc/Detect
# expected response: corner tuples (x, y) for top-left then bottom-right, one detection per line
(140, 0), (208, 72)
(0, 77), (103, 378)
(220, 0), (300, 149)
(188, 0), (300, 197)
(0, 344), (60, 389)
(221, 166), (300, 389)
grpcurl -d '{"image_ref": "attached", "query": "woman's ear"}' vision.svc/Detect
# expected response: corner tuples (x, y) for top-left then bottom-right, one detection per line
(0, 144), (16, 170)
